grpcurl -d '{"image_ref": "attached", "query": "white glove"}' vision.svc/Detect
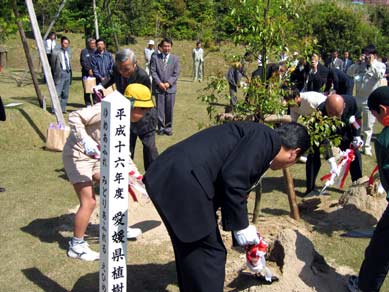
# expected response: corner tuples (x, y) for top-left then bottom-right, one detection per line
(247, 258), (264, 273)
(233, 225), (260, 246)
(349, 115), (361, 130)
(351, 136), (364, 149)
(327, 157), (339, 177)
(82, 136), (100, 157)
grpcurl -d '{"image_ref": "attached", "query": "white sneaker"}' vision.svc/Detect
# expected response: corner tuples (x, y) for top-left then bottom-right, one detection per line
(67, 240), (99, 261)
(299, 156), (307, 163)
(127, 227), (142, 239)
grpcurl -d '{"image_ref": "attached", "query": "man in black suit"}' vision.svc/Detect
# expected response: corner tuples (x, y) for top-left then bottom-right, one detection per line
(324, 68), (354, 95)
(305, 94), (363, 196)
(144, 122), (310, 292)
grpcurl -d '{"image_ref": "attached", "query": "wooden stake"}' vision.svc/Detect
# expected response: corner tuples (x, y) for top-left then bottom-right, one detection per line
(283, 167), (300, 220)
(25, 0), (65, 125)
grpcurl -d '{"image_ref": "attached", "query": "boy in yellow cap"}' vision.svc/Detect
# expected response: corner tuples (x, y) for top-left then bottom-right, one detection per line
(63, 84), (153, 261)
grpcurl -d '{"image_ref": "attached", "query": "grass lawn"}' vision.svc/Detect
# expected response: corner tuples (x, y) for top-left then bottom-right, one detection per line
(0, 33), (387, 291)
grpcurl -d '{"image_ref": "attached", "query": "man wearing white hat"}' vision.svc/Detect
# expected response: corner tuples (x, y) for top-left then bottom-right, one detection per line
(144, 40), (155, 76)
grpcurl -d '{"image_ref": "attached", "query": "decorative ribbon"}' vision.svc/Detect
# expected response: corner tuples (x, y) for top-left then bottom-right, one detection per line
(369, 165), (379, 186)
(320, 149), (355, 189)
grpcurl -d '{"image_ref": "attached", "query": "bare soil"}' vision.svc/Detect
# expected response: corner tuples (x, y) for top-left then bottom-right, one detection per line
(59, 180), (386, 292)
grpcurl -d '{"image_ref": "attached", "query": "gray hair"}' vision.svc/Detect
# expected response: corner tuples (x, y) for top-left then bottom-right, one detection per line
(115, 48), (137, 64)
(87, 37), (96, 44)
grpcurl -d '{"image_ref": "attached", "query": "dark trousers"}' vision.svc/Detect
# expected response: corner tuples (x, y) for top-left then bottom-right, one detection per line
(156, 92), (175, 133)
(358, 204), (389, 292)
(130, 131), (158, 170)
(169, 227), (227, 292)
(55, 70), (71, 113)
(305, 145), (362, 193)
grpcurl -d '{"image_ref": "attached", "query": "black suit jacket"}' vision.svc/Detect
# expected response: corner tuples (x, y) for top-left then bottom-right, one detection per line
(318, 94), (361, 150)
(324, 68), (354, 95)
(306, 64), (328, 92)
(144, 122), (281, 242)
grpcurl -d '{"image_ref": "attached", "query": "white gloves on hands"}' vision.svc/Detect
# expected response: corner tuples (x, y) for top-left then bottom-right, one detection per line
(82, 136), (100, 157)
(233, 225), (260, 246)
(327, 157), (339, 177)
(351, 136), (364, 149)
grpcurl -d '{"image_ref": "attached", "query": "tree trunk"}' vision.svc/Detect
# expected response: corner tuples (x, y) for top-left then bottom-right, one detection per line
(12, 1), (43, 108)
(43, 0), (67, 40)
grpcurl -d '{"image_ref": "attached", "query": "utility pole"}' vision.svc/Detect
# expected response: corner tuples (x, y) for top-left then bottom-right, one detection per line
(93, 0), (100, 39)
(12, 0), (43, 108)
(25, 0), (65, 125)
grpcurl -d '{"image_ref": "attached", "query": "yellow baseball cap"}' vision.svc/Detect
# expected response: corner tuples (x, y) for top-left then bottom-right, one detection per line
(124, 83), (154, 108)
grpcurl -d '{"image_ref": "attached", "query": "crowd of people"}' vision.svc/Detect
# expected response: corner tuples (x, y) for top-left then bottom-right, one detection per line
(43, 31), (389, 292)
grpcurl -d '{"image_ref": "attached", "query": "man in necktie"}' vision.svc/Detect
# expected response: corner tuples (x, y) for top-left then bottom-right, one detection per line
(51, 36), (72, 113)
(150, 37), (180, 136)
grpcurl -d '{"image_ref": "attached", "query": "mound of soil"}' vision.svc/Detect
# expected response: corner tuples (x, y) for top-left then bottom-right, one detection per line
(224, 217), (354, 292)
(60, 180), (388, 292)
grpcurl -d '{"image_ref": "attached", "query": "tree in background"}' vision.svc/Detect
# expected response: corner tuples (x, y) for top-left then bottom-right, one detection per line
(200, 0), (306, 124)
(0, 0), (20, 42)
(298, 0), (380, 62)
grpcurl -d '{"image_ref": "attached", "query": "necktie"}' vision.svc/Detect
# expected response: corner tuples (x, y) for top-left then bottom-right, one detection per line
(64, 51), (70, 72)
(163, 55), (167, 70)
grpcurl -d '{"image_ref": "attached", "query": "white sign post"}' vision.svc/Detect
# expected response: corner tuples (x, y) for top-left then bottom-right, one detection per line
(100, 91), (131, 292)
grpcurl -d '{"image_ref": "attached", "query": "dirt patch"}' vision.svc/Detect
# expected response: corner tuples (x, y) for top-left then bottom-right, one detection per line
(223, 217), (354, 292)
(67, 198), (170, 245)
(59, 182), (387, 291)
(299, 179), (386, 234)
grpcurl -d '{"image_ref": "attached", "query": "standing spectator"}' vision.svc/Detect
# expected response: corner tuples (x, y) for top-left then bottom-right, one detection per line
(104, 48), (158, 170)
(305, 54), (328, 92)
(80, 38), (96, 106)
(45, 32), (56, 67)
(328, 50), (344, 70)
(324, 68), (354, 95)
(192, 41), (204, 82)
(51, 36), (72, 113)
(91, 39), (114, 86)
(226, 62), (244, 112)
(343, 51), (353, 74)
(348, 86), (389, 292)
(353, 44), (386, 156)
(305, 94), (363, 196)
(144, 40), (155, 76)
(150, 37), (180, 136)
